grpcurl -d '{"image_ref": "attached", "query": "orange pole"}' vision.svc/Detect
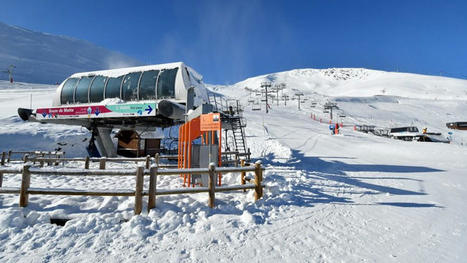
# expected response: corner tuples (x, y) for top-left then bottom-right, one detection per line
(184, 123), (189, 185)
(184, 124), (188, 186)
(218, 126), (222, 186)
(178, 125), (182, 168)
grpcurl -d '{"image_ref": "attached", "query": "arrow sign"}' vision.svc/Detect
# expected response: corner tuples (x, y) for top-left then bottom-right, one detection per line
(145, 105), (153, 114)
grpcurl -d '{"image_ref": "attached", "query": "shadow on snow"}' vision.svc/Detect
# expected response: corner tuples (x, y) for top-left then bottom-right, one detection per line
(255, 149), (444, 212)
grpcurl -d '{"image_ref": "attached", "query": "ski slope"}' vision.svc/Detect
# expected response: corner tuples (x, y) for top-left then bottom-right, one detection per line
(0, 22), (140, 84)
(1, 68), (467, 262)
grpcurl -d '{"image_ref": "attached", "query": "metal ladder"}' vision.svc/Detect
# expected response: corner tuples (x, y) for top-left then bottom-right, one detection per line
(230, 116), (249, 160)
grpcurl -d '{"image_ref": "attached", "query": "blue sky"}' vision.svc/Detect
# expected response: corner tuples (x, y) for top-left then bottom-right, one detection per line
(1, 0), (467, 84)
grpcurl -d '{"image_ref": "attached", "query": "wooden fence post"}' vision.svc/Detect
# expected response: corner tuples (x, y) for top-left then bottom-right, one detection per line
(54, 153), (60, 166)
(7, 150), (11, 163)
(148, 165), (157, 212)
(19, 165), (31, 207)
(1, 152), (5, 166)
(254, 161), (263, 201)
(134, 166), (144, 215)
(46, 153), (51, 166)
(155, 153), (160, 166)
(0, 172), (3, 187)
(241, 159), (246, 192)
(99, 158), (106, 170)
(84, 156), (90, 169)
(208, 162), (216, 208)
(145, 155), (150, 169)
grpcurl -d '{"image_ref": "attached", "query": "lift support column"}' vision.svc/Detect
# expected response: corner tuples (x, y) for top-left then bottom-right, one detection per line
(96, 127), (117, 157)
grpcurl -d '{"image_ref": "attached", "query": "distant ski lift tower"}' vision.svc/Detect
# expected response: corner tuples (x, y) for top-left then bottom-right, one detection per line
(274, 84), (280, 106)
(295, 92), (304, 110)
(324, 102), (339, 120)
(282, 94), (289, 106)
(260, 82), (272, 113)
(274, 83), (286, 106)
(2, 65), (15, 83)
(7, 65), (15, 83)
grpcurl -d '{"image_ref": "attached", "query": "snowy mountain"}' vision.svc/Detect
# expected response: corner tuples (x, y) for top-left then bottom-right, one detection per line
(213, 68), (467, 144)
(0, 22), (140, 84)
(214, 67), (467, 100)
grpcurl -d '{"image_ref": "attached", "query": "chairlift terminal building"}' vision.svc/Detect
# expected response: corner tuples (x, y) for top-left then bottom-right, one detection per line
(18, 62), (209, 157)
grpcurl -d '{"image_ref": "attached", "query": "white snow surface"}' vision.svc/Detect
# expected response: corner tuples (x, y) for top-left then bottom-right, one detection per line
(1, 67), (467, 262)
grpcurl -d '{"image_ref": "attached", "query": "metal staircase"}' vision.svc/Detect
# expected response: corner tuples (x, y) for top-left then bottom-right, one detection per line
(208, 91), (250, 161)
(230, 116), (247, 155)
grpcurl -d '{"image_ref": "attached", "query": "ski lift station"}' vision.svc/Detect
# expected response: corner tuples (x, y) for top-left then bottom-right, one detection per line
(17, 62), (251, 181)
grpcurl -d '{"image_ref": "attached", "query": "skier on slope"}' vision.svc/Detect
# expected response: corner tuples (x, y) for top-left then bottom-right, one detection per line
(329, 124), (335, 135)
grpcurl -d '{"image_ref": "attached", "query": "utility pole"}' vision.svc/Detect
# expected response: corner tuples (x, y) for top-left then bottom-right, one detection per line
(295, 93), (304, 110)
(261, 82), (272, 114)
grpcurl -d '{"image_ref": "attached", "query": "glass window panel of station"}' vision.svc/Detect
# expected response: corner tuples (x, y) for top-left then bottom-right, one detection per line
(60, 78), (78, 104)
(74, 77), (93, 103)
(89, 76), (107, 103)
(122, 72), (142, 101)
(157, 68), (178, 99)
(139, 70), (159, 100)
(75, 77), (92, 103)
(105, 76), (123, 99)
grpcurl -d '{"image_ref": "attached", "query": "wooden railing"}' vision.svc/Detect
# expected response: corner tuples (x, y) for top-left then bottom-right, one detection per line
(221, 151), (251, 166)
(1, 150), (65, 165)
(21, 154), (178, 169)
(0, 161), (265, 215)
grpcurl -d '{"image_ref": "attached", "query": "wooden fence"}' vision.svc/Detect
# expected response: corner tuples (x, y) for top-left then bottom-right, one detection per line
(1, 150), (64, 165)
(0, 161), (265, 215)
(18, 154), (178, 169)
(1, 149), (250, 168)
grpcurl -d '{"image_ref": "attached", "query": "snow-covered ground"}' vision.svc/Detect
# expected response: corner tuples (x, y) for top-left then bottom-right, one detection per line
(0, 81), (89, 156)
(1, 68), (467, 262)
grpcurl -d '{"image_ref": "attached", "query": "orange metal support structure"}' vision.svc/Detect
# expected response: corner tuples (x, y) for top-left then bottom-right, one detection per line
(178, 113), (222, 187)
